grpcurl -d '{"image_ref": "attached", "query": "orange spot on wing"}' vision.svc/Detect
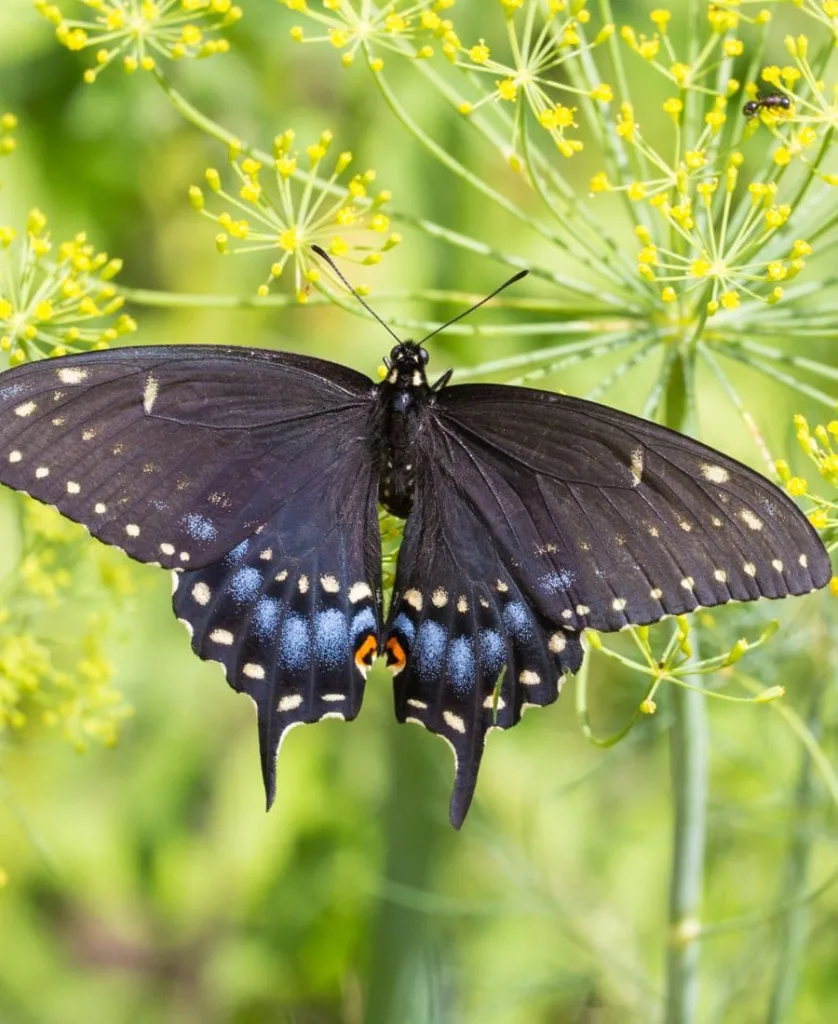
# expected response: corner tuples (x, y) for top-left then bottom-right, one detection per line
(354, 634), (378, 677)
(385, 636), (407, 675)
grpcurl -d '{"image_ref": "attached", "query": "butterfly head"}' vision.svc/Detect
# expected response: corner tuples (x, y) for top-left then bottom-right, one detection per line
(385, 341), (430, 388)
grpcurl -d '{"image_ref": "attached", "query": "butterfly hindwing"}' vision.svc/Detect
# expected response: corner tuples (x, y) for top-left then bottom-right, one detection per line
(0, 346), (374, 569)
(385, 473), (583, 828)
(434, 384), (831, 632)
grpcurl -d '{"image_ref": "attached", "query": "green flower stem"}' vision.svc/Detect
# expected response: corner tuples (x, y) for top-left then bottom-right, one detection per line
(456, 328), (644, 381)
(575, 655), (658, 748)
(505, 333), (648, 387)
(662, 347), (708, 1024)
(584, 338), (658, 401)
(391, 210), (643, 309)
(766, 669), (827, 1024)
(713, 343), (838, 408)
(697, 342), (776, 474)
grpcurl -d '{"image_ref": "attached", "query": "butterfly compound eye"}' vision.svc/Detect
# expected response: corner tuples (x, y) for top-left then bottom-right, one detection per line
(419, 348), (429, 365)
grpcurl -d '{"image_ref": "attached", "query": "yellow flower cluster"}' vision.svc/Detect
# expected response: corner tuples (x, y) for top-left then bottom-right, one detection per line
(747, 37), (838, 177)
(34, 0), (242, 82)
(773, 417), (838, 542)
(453, 0), (613, 160)
(0, 209), (137, 364)
(281, 0), (455, 69)
(0, 112), (16, 159)
(0, 502), (133, 749)
(190, 129), (400, 300)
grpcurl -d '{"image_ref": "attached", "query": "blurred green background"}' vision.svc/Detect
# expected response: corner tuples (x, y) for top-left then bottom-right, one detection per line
(1, 1), (837, 1022)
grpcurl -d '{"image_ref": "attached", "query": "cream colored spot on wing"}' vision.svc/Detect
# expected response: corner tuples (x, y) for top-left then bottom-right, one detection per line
(259, 548), (273, 561)
(405, 588), (423, 611)
(160, 542), (175, 556)
(561, 609), (573, 619)
(94, 502), (107, 514)
(443, 710), (466, 734)
(457, 595), (468, 613)
(714, 569), (728, 583)
(278, 694), (303, 712)
(519, 670), (541, 686)
(322, 693), (345, 702)
(648, 525), (660, 538)
(576, 604), (590, 616)
(243, 663), (266, 680)
(630, 448), (644, 486)
(66, 481), (80, 494)
(743, 562), (757, 577)
(772, 559), (784, 572)
(210, 629), (234, 645)
(82, 428), (96, 441)
(143, 373), (159, 414)
(612, 598), (627, 612)
(681, 577), (695, 591)
(14, 401), (36, 418)
(52, 417), (65, 427)
(58, 367), (88, 384)
(349, 581), (372, 603)
(276, 570), (289, 583)
(799, 554), (808, 568)
(701, 463), (730, 484)
(711, 516), (723, 528)
(496, 580), (509, 593)
(479, 597), (489, 608)
(8, 450), (21, 463)
(738, 509), (763, 531)
(321, 574), (340, 593)
(407, 698), (428, 710)
(125, 523), (140, 537)
(432, 587), (448, 608)
(192, 581), (211, 605)
(35, 466), (49, 479)
(298, 575), (310, 594)
(483, 694), (506, 710)
(179, 552), (190, 563)
(549, 632), (567, 654)
(650, 587), (663, 600)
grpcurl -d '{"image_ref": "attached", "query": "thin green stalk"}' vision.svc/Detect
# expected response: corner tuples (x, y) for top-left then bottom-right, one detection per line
(663, 348), (708, 1024)
(765, 670), (827, 1024)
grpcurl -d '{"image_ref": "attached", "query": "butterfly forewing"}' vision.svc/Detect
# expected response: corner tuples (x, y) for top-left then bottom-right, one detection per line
(0, 346), (374, 569)
(433, 384), (830, 632)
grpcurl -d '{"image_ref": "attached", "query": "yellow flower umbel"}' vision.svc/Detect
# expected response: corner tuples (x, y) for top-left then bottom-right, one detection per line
(453, 0), (613, 160)
(281, 0), (453, 69)
(190, 130), (400, 301)
(33, 0), (242, 82)
(0, 209), (137, 365)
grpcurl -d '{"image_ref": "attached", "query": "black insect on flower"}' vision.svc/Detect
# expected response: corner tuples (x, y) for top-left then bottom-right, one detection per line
(743, 92), (791, 118)
(0, 251), (829, 827)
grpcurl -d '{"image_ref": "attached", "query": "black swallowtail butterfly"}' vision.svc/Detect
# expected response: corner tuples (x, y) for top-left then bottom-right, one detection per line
(0, 269), (829, 826)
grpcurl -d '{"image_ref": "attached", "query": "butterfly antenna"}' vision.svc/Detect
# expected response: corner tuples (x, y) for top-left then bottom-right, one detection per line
(418, 268), (529, 345)
(311, 244), (402, 344)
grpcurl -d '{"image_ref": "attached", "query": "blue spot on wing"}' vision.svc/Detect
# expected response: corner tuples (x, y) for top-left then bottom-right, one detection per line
(253, 598), (281, 640)
(350, 607), (376, 637)
(315, 609), (349, 668)
(224, 540), (249, 565)
(229, 566), (262, 603)
(391, 612), (416, 644)
(447, 636), (475, 694)
(538, 568), (576, 593)
(183, 512), (218, 542)
(503, 601), (533, 642)
(280, 614), (311, 671)
(416, 621), (446, 681)
(479, 629), (505, 674)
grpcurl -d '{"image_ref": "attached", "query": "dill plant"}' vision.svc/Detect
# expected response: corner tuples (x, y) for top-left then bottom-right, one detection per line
(1, 0), (836, 1020)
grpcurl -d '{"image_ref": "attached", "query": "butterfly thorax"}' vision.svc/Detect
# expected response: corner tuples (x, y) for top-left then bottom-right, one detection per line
(376, 341), (432, 518)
